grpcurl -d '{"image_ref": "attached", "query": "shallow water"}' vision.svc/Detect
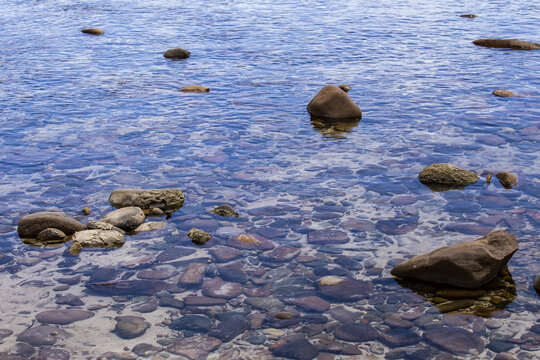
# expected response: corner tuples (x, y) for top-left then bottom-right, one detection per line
(0, 0), (539, 359)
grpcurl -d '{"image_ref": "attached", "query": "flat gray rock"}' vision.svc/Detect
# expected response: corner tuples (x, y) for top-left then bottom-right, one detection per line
(17, 212), (84, 238)
(101, 207), (145, 231)
(72, 229), (124, 249)
(391, 230), (518, 288)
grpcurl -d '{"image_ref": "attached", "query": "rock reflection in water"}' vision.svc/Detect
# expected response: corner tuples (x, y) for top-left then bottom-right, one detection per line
(394, 268), (516, 317)
(310, 117), (359, 138)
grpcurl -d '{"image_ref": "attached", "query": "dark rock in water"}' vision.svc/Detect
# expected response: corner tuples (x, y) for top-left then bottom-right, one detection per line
(317, 276), (373, 301)
(419, 163), (479, 191)
(170, 315), (212, 332)
(244, 297), (285, 312)
(10, 342), (35, 358)
(71, 229), (124, 249)
(202, 278), (243, 299)
(166, 335), (222, 358)
(137, 269), (172, 280)
(210, 204), (239, 217)
(460, 14), (477, 18)
(38, 348), (70, 360)
(36, 228), (66, 242)
(17, 325), (64, 346)
(81, 207), (91, 216)
(473, 38), (540, 50)
(156, 247), (195, 262)
(435, 288), (486, 300)
(86, 221), (125, 234)
(88, 266), (118, 283)
(208, 314), (249, 342)
(246, 334), (266, 345)
(115, 316), (149, 339)
(492, 89), (517, 98)
(218, 267), (248, 283)
(0, 329), (13, 339)
(338, 84), (352, 92)
(210, 246), (243, 262)
(534, 276), (540, 295)
(272, 338), (319, 360)
(307, 85), (362, 121)
(496, 172), (518, 189)
(181, 85), (210, 93)
(436, 299), (476, 313)
(380, 327), (422, 347)
(178, 262), (206, 287)
(424, 326), (484, 355)
(307, 230), (349, 244)
(187, 228), (212, 245)
(376, 218), (418, 235)
(184, 296), (227, 306)
(36, 309), (94, 325)
(109, 188), (185, 212)
(334, 323), (379, 342)
(391, 230), (518, 288)
(81, 28), (104, 35)
(17, 212), (84, 238)
(158, 296), (184, 309)
(86, 279), (170, 296)
(163, 48), (191, 59)
(101, 207), (145, 231)
(55, 293), (84, 306)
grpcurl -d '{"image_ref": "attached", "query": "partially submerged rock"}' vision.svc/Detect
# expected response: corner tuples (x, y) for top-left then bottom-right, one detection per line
(307, 85), (362, 121)
(109, 188), (185, 212)
(36, 228), (66, 243)
(17, 212), (84, 238)
(419, 163), (479, 191)
(71, 229), (125, 249)
(163, 48), (191, 59)
(495, 172), (517, 189)
(86, 221), (126, 235)
(391, 230), (518, 288)
(187, 228), (212, 245)
(338, 84), (351, 92)
(101, 207), (145, 231)
(534, 276), (540, 295)
(81, 28), (104, 35)
(180, 85), (210, 93)
(473, 39), (540, 50)
(210, 204), (239, 217)
(460, 14), (477, 18)
(492, 89), (517, 97)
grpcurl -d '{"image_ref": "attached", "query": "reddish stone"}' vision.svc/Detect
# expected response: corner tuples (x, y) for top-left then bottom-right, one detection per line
(295, 296), (331, 312)
(260, 245), (300, 262)
(308, 230), (349, 245)
(210, 246), (243, 262)
(178, 262), (207, 287)
(184, 296), (227, 306)
(202, 278), (243, 299)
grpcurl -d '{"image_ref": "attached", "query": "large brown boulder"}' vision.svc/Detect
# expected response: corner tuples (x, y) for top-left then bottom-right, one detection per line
(17, 212), (84, 238)
(419, 163), (479, 191)
(391, 230), (518, 288)
(307, 85), (362, 121)
(109, 188), (185, 212)
(473, 39), (540, 50)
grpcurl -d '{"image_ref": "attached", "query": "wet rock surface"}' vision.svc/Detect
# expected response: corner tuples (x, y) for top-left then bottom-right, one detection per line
(16, 326), (66, 346)
(473, 38), (540, 50)
(180, 85), (210, 93)
(496, 172), (518, 189)
(419, 163), (479, 191)
(36, 228), (66, 242)
(166, 335), (221, 358)
(71, 229), (124, 249)
(17, 212), (84, 239)
(210, 204), (239, 217)
(163, 48), (191, 59)
(307, 85), (362, 120)
(493, 89), (517, 97)
(109, 188), (185, 212)
(101, 207), (145, 231)
(81, 28), (104, 35)
(187, 228), (212, 245)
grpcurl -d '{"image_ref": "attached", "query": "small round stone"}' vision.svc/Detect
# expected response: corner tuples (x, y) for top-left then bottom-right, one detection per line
(163, 48), (191, 59)
(187, 228), (212, 245)
(81, 207), (91, 216)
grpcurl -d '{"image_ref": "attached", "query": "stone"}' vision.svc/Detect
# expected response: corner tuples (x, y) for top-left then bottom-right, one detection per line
(376, 218), (418, 235)
(208, 314), (249, 342)
(493, 89), (517, 97)
(17, 212), (84, 238)
(460, 14), (477, 18)
(55, 294), (84, 306)
(334, 323), (379, 342)
(36, 309), (94, 325)
(424, 326), (484, 355)
(307, 85), (362, 120)
(338, 84), (351, 92)
(180, 85), (210, 93)
(473, 39), (540, 50)
(38, 348), (70, 360)
(136, 269), (172, 280)
(229, 233), (275, 250)
(391, 230), (518, 288)
(86, 279), (170, 296)
(419, 163), (479, 191)
(178, 262), (207, 287)
(131, 221), (166, 234)
(210, 205), (239, 217)
(156, 247), (195, 262)
(0, 329), (13, 339)
(272, 339), (319, 360)
(166, 335), (221, 359)
(380, 328), (422, 347)
(109, 188), (185, 212)
(10, 342), (36, 358)
(81, 207), (91, 215)
(437, 299), (475, 313)
(496, 172), (518, 189)
(202, 278), (243, 299)
(534, 276), (540, 294)
(16, 325), (64, 346)
(158, 296), (184, 309)
(163, 48), (191, 59)
(86, 221), (125, 234)
(170, 314), (212, 332)
(185, 296), (227, 306)
(295, 296), (330, 312)
(115, 316), (149, 339)
(187, 228), (212, 245)
(36, 228), (66, 242)
(260, 245), (300, 262)
(131, 343), (161, 357)
(210, 246), (243, 262)
(307, 230), (349, 244)
(81, 28), (104, 35)
(244, 297), (285, 312)
(101, 207), (145, 231)
(132, 299), (158, 313)
(435, 288), (486, 299)
(71, 229), (124, 249)
(318, 277), (373, 301)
